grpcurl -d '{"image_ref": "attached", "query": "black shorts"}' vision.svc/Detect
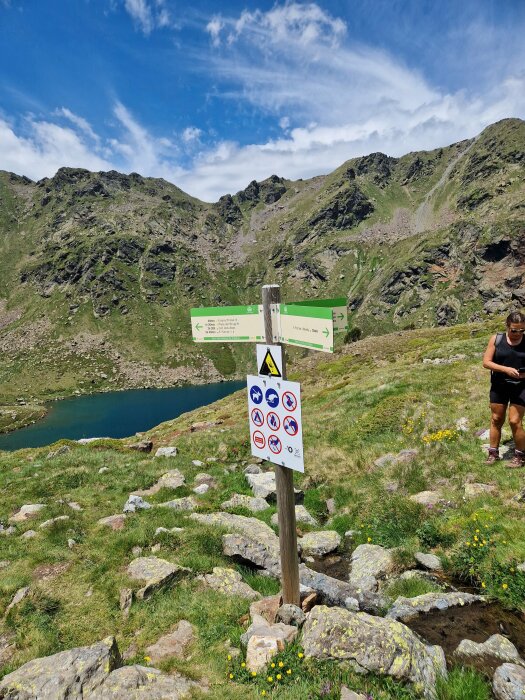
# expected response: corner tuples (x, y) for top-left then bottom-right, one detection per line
(490, 381), (525, 407)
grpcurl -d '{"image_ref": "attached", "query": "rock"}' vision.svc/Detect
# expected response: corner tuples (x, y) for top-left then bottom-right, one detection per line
(301, 591), (319, 612)
(455, 634), (524, 667)
(198, 567), (261, 600)
(150, 543), (161, 554)
(120, 588), (133, 618)
(464, 483), (497, 498)
(374, 453), (397, 468)
(221, 493), (270, 512)
(244, 464), (262, 475)
(145, 620), (195, 662)
(409, 491), (442, 506)
(241, 618), (298, 649)
(0, 635), (121, 699)
(340, 688), (367, 700)
(512, 489), (525, 504)
(349, 544), (396, 583)
(157, 496), (197, 511)
(299, 565), (386, 614)
(39, 515), (70, 528)
(194, 472), (217, 488)
(273, 505), (318, 527)
(192, 459), (204, 467)
(90, 664), (198, 700)
(476, 428), (491, 440)
(0, 526), (16, 537)
(415, 552), (443, 571)
(518, 562), (525, 572)
(124, 440), (153, 453)
(98, 466), (109, 474)
(493, 663), (525, 700)
(193, 483), (209, 495)
(98, 514), (126, 531)
(300, 530), (341, 556)
(132, 546), (143, 557)
(46, 445), (71, 459)
(0, 630), (15, 666)
(302, 606), (446, 699)
(246, 471), (303, 502)
(126, 557), (191, 599)
(68, 501), (82, 511)
(78, 437), (110, 444)
(326, 498), (336, 515)
(191, 512), (281, 576)
(8, 504), (45, 523)
(456, 417), (469, 432)
(397, 449), (419, 463)
(154, 446), (178, 458)
(275, 604), (306, 627)
(387, 592), (485, 622)
(5, 586), (30, 615)
(246, 635), (280, 673)
(250, 595), (282, 624)
(21, 530), (37, 539)
(154, 526), (183, 536)
(133, 469), (185, 496)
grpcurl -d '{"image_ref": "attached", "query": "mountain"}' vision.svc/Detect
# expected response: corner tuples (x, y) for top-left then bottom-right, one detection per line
(0, 118), (524, 410)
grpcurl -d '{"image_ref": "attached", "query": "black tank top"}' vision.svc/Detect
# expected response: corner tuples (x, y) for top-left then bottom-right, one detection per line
(493, 333), (525, 385)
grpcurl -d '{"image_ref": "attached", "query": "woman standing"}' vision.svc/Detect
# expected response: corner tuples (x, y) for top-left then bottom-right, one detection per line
(483, 311), (525, 467)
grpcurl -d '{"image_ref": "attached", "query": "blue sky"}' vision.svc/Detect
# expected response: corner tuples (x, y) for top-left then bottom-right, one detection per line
(1, 0), (524, 201)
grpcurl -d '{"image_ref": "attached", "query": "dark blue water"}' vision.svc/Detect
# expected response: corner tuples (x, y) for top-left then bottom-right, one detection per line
(0, 380), (245, 451)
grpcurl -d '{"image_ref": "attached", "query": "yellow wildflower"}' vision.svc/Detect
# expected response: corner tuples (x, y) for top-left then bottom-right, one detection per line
(367, 537), (372, 543)
(278, 661), (284, 668)
(229, 673), (234, 680)
(251, 672), (257, 677)
(144, 656), (151, 663)
(481, 582), (486, 588)
(261, 692), (266, 697)
(270, 662), (275, 668)
(502, 583), (508, 590)
(267, 676), (273, 682)
(298, 652), (304, 658)
(287, 669), (292, 675)
(227, 655), (231, 661)
(277, 674), (282, 680)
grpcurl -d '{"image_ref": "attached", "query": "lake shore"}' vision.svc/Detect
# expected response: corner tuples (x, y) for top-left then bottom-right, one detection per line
(0, 403), (48, 434)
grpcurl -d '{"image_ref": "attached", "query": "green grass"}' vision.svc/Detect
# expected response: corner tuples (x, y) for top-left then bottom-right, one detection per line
(435, 668), (491, 700)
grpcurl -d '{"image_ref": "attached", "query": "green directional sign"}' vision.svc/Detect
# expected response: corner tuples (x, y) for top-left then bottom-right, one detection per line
(278, 304), (334, 353)
(191, 305), (264, 342)
(288, 297), (348, 332)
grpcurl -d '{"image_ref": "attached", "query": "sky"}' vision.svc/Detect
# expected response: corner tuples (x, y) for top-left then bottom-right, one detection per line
(0, 1), (524, 202)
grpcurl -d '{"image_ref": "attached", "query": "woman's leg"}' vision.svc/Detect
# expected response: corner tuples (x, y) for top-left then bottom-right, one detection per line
(508, 403), (525, 451)
(490, 403), (506, 448)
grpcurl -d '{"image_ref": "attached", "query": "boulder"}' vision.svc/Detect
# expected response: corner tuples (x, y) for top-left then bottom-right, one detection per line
(5, 586), (30, 615)
(154, 446), (178, 458)
(241, 617), (297, 649)
(8, 504), (45, 523)
(194, 472), (217, 488)
(493, 663), (525, 700)
(302, 606), (446, 699)
(272, 505), (317, 526)
(46, 445), (71, 459)
(464, 483), (497, 498)
(299, 565), (387, 614)
(124, 440), (153, 453)
(244, 464), (262, 475)
(409, 491), (442, 507)
(90, 664), (197, 700)
(0, 635), (121, 699)
(123, 495), (152, 513)
(341, 688), (367, 700)
(275, 604), (306, 628)
(132, 469), (185, 496)
(98, 514), (126, 531)
(455, 634), (524, 667)
(198, 567), (261, 600)
(21, 530), (37, 540)
(157, 497), (197, 511)
(250, 595), (282, 624)
(145, 620), (195, 663)
(387, 592), (485, 622)
(246, 471), (303, 502)
(245, 635), (280, 673)
(119, 588), (133, 618)
(39, 515), (70, 529)
(415, 552), (442, 571)
(300, 530), (341, 557)
(221, 494), (270, 512)
(126, 557), (191, 600)
(349, 544), (396, 583)
(193, 484), (209, 495)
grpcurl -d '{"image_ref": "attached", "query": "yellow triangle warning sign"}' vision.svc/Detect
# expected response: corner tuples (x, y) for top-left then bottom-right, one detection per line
(259, 349), (282, 377)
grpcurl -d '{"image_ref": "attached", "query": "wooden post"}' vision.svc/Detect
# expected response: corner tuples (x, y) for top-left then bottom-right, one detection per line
(262, 284), (300, 606)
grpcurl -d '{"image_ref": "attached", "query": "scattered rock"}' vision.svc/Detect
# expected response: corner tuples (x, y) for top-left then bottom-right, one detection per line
(5, 586), (30, 615)
(192, 459), (204, 467)
(145, 620), (196, 663)
(119, 588), (133, 618)
(133, 469), (185, 496)
(124, 440), (153, 453)
(518, 561), (525, 572)
(98, 514), (126, 531)
(154, 446), (178, 458)
(302, 605), (446, 699)
(150, 543), (161, 554)
(246, 471), (303, 502)
(98, 466), (110, 474)
(341, 688), (367, 700)
(512, 489), (525, 504)
(21, 530), (37, 540)
(300, 530), (341, 556)
(90, 664), (198, 700)
(39, 515), (70, 528)
(373, 453), (397, 468)
(493, 663), (525, 700)
(387, 592), (485, 622)
(241, 616), (298, 649)
(193, 483), (209, 495)
(221, 493), (270, 512)
(68, 501), (82, 511)
(349, 544), (396, 584)
(464, 483), (497, 498)
(190, 420), (222, 432)
(157, 496), (197, 511)
(299, 565), (386, 614)
(246, 636), (281, 673)
(415, 552), (443, 571)
(8, 504), (45, 523)
(456, 417), (469, 432)
(272, 504), (318, 527)
(275, 604), (306, 628)
(0, 630), (15, 666)
(127, 557), (191, 600)
(244, 464), (262, 475)
(46, 445), (71, 459)
(455, 634), (524, 667)
(0, 526), (16, 537)
(250, 595), (282, 624)
(476, 428), (491, 440)
(194, 472), (217, 488)
(409, 491), (442, 506)
(132, 546), (143, 557)
(326, 498), (336, 515)
(67, 538), (76, 549)
(198, 567), (261, 600)
(154, 526), (183, 536)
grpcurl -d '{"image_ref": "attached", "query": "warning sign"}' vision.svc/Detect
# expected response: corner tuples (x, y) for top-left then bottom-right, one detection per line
(257, 344), (283, 378)
(247, 375), (304, 473)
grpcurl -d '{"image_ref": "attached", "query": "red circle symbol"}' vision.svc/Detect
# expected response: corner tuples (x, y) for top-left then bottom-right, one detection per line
(283, 415), (299, 436)
(266, 411), (281, 431)
(282, 391), (298, 412)
(251, 408), (264, 427)
(268, 434), (282, 454)
(252, 430), (266, 449)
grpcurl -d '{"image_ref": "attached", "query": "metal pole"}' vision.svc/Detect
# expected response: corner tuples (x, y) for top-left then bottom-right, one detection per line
(262, 284), (300, 606)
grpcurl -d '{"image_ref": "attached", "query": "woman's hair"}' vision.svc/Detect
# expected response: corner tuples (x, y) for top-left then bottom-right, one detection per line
(506, 311), (525, 325)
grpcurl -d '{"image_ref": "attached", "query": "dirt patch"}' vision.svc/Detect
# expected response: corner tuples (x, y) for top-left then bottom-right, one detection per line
(306, 554), (351, 580)
(406, 602), (525, 675)
(32, 562), (71, 582)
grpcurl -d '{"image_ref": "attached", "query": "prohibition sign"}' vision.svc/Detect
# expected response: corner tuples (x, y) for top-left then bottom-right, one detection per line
(282, 390), (298, 412)
(268, 434), (282, 454)
(266, 411), (281, 431)
(252, 430), (266, 449)
(251, 408), (264, 427)
(283, 415), (299, 436)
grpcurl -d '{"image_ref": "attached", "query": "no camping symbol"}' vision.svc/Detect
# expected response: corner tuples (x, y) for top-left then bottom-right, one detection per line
(251, 408), (264, 427)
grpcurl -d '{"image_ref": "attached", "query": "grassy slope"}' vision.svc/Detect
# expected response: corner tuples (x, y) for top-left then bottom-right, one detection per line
(0, 321), (522, 698)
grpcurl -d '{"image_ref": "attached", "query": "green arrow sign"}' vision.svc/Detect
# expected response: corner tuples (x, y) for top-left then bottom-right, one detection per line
(191, 305), (264, 342)
(278, 304), (334, 352)
(288, 297), (348, 332)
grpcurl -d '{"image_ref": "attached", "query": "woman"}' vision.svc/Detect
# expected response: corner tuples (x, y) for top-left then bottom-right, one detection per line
(483, 311), (525, 467)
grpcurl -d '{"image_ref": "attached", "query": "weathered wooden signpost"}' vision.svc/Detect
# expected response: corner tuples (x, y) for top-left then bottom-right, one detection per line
(191, 288), (348, 605)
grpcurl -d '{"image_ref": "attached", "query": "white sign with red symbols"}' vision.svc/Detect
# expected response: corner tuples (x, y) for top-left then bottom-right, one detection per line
(247, 375), (304, 473)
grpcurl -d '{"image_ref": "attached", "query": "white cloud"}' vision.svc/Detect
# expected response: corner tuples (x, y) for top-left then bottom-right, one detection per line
(55, 108), (101, 146)
(123, 0), (170, 34)
(182, 126), (202, 143)
(206, 17), (223, 47)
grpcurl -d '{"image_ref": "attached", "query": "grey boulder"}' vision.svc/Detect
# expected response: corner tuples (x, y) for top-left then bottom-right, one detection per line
(387, 592), (484, 623)
(493, 663), (525, 700)
(126, 557), (191, 600)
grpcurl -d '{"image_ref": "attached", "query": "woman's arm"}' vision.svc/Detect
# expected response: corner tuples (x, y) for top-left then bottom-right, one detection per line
(482, 334), (519, 377)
